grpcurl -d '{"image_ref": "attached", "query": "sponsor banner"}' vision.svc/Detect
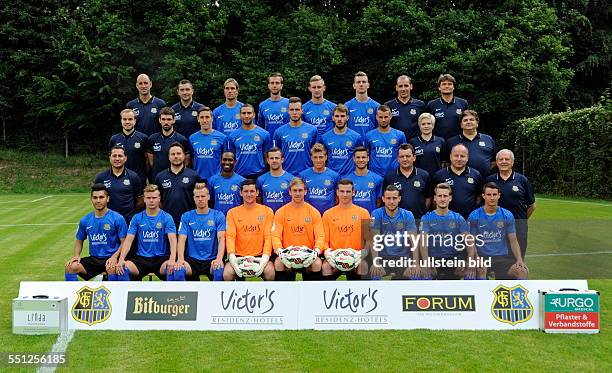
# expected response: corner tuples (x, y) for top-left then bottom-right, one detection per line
(540, 290), (600, 333)
(18, 280), (588, 331)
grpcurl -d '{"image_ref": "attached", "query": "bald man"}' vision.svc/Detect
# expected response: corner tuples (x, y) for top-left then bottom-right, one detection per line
(126, 74), (167, 136)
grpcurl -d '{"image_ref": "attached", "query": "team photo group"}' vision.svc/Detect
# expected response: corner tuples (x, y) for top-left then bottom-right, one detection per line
(64, 71), (536, 283)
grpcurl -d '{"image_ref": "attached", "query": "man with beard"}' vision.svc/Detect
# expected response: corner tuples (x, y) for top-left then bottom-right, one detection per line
(228, 104), (271, 180)
(365, 104), (407, 176)
(147, 107), (191, 180)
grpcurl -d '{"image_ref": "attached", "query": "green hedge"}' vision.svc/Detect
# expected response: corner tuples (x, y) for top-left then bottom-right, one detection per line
(506, 102), (612, 199)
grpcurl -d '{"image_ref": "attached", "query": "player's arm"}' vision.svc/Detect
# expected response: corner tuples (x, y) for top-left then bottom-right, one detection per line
(312, 212), (325, 254)
(507, 232), (525, 266)
(322, 212), (331, 256)
(527, 203), (536, 218)
(271, 210), (285, 253)
(167, 232), (178, 265)
(146, 152), (154, 171)
(176, 234), (187, 268)
(116, 233), (136, 275)
(213, 231), (226, 269)
(66, 240), (84, 268)
(262, 209), (274, 257)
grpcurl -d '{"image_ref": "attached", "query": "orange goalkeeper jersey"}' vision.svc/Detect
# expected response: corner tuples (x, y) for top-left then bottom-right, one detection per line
(272, 202), (324, 252)
(226, 203), (274, 256)
(322, 204), (370, 250)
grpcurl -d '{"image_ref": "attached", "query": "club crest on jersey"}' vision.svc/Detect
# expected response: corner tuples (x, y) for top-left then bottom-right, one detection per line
(413, 181), (421, 188)
(390, 138), (397, 144)
(512, 185), (519, 192)
(103, 223), (111, 231)
(301, 132), (308, 139)
(497, 221), (504, 228)
(304, 217), (312, 223)
(211, 140), (218, 146)
(156, 222), (162, 229)
(448, 222), (456, 229)
(151, 108), (158, 113)
(368, 182), (374, 188)
(324, 179), (331, 186)
(479, 141), (486, 147)
(281, 107), (287, 113)
(323, 110), (330, 115)
(410, 108), (417, 115)
(257, 215), (264, 222)
(182, 177), (190, 184)
(467, 177), (474, 184)
(72, 286), (112, 326)
(396, 222), (404, 229)
(192, 110), (198, 116)
(281, 183), (288, 189)
(208, 219), (214, 226)
(491, 284), (533, 325)
(346, 141), (353, 147)
(134, 142), (141, 149)
(123, 179), (130, 186)
(352, 215), (358, 221)
(456, 109), (462, 115)
(231, 185), (238, 191)
(254, 135), (261, 142)
(235, 113), (241, 119)
(435, 146), (441, 153)
(367, 108), (374, 114)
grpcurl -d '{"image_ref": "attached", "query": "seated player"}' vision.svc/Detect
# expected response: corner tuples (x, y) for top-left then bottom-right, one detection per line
(321, 179), (371, 280)
(175, 183), (226, 281)
(272, 177), (324, 281)
(116, 184), (177, 280)
(369, 185), (419, 280)
(224, 179), (275, 281)
(468, 182), (528, 279)
(65, 183), (128, 281)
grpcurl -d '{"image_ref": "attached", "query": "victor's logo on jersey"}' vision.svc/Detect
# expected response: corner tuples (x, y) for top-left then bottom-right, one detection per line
(265, 191), (284, 201)
(239, 143), (258, 152)
(448, 222), (456, 229)
(311, 117), (326, 126)
(195, 147), (214, 156)
(288, 141), (305, 151)
(193, 229), (212, 239)
(175, 113), (182, 121)
(243, 224), (261, 233)
(491, 285), (533, 325)
(375, 146), (393, 156)
(309, 187), (328, 196)
(337, 225), (354, 233)
(72, 286), (112, 326)
(90, 233), (108, 243)
(224, 121), (240, 131)
(217, 193), (235, 202)
(354, 116), (369, 125)
(393, 182), (402, 191)
(332, 148), (349, 157)
(268, 113), (284, 122)
(291, 225), (305, 234)
(142, 230), (160, 240)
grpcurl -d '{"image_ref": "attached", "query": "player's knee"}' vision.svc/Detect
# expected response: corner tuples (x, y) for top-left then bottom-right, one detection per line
(66, 262), (82, 274)
(273, 257), (285, 271)
(263, 263), (275, 281)
(223, 263), (235, 281)
(309, 258), (322, 272)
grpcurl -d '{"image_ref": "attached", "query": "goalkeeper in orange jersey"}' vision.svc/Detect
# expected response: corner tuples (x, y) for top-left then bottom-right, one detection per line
(322, 178), (371, 280)
(272, 177), (324, 281)
(223, 179), (275, 280)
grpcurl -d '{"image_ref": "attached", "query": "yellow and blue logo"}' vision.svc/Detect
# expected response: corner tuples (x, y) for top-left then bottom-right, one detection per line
(72, 286), (112, 326)
(491, 284), (533, 325)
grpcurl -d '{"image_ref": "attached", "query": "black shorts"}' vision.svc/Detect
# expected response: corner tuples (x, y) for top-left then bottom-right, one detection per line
(376, 256), (410, 278)
(432, 256), (464, 280)
(482, 255), (515, 279)
(79, 256), (109, 280)
(186, 257), (213, 281)
(128, 255), (169, 280)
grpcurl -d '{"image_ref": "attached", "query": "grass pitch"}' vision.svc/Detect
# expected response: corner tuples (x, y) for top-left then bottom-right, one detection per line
(1, 193), (611, 372)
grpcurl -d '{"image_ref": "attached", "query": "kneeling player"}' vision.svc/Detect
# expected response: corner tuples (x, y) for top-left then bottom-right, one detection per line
(224, 179), (275, 280)
(116, 184), (177, 280)
(468, 182), (528, 279)
(175, 183), (226, 281)
(419, 183), (476, 280)
(272, 177), (324, 280)
(65, 183), (128, 281)
(369, 185), (419, 279)
(321, 179), (371, 280)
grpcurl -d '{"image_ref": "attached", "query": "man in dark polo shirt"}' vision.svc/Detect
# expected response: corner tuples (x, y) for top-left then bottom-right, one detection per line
(383, 143), (431, 219)
(446, 110), (496, 177)
(486, 149), (536, 258)
(147, 107), (191, 180)
(154, 143), (203, 226)
(433, 143), (482, 219)
(425, 74), (469, 140)
(126, 74), (166, 136)
(385, 75), (426, 140)
(109, 109), (149, 185)
(94, 146), (144, 223)
(171, 79), (204, 138)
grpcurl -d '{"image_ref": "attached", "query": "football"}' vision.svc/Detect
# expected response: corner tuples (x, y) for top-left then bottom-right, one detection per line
(330, 248), (361, 271)
(279, 246), (318, 269)
(236, 256), (262, 278)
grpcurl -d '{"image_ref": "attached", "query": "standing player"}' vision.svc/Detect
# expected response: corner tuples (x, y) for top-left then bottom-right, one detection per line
(303, 75), (336, 137)
(345, 71), (380, 139)
(446, 110), (496, 177)
(257, 72), (289, 138)
(213, 78), (244, 136)
(409, 112), (446, 176)
(385, 75), (426, 140)
(109, 109), (149, 185)
(299, 143), (340, 215)
(64, 184), (128, 281)
(126, 74), (166, 136)
(321, 104), (364, 176)
(208, 152), (246, 215)
(171, 79), (204, 138)
(383, 143), (431, 220)
(176, 183), (226, 281)
(147, 107), (191, 180)
(486, 149), (536, 258)
(425, 73), (469, 140)
(116, 185), (177, 280)
(419, 183), (476, 280)
(468, 182), (528, 279)
(342, 146), (383, 213)
(369, 185), (419, 279)
(433, 144), (482, 219)
(224, 180), (275, 281)
(190, 106), (227, 180)
(322, 179), (371, 280)
(273, 97), (319, 175)
(154, 143), (202, 226)
(272, 177), (324, 280)
(365, 104), (407, 176)
(228, 104), (272, 180)
(256, 148), (293, 212)
(94, 146), (144, 224)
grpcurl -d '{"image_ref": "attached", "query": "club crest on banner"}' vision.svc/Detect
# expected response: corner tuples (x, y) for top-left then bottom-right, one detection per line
(72, 286), (112, 326)
(491, 284), (533, 325)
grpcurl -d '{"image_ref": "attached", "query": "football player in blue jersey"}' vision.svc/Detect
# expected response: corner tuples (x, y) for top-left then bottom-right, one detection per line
(208, 151), (246, 215)
(321, 104), (364, 176)
(176, 183), (226, 281)
(341, 146), (383, 212)
(256, 147), (293, 212)
(64, 184), (128, 281)
(126, 74), (166, 136)
(365, 104), (407, 176)
(468, 182), (528, 279)
(172, 79), (204, 138)
(190, 106), (227, 180)
(303, 75), (336, 137)
(273, 97), (319, 175)
(257, 72), (289, 138)
(116, 184), (177, 280)
(345, 71), (380, 138)
(228, 104), (272, 179)
(213, 78), (244, 136)
(299, 143), (340, 215)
